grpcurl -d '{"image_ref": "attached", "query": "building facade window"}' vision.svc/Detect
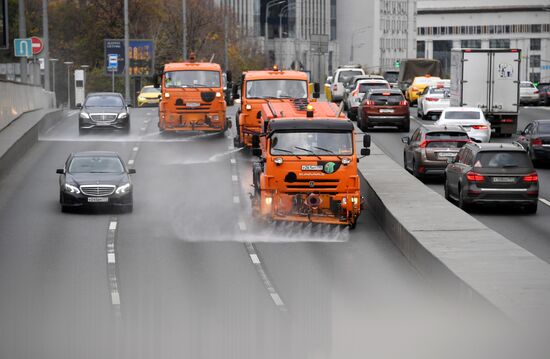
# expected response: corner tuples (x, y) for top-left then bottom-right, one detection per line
(530, 72), (540, 83)
(416, 41), (425, 58)
(433, 40), (453, 76)
(330, 0), (337, 40)
(530, 55), (541, 68)
(530, 38), (541, 51)
(461, 40), (481, 48)
(489, 39), (510, 48)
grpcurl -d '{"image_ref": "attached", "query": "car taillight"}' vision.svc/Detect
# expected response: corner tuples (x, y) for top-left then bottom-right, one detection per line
(412, 86), (419, 91)
(425, 97), (439, 102)
(471, 125), (488, 130)
(547, 91), (550, 96)
(500, 119), (514, 123)
(523, 172), (538, 183)
(466, 172), (485, 182)
(534, 90), (539, 94)
(333, 84), (338, 91)
(365, 100), (374, 106)
(400, 100), (408, 106)
(532, 138), (543, 146)
(419, 140), (429, 148)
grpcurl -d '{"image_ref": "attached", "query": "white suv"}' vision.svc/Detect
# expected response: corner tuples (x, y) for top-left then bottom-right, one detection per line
(330, 65), (365, 102)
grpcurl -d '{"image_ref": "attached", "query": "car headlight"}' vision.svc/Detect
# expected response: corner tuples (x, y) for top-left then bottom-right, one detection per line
(115, 183), (131, 194)
(64, 183), (80, 194)
(79, 112), (90, 119)
(117, 112), (129, 119)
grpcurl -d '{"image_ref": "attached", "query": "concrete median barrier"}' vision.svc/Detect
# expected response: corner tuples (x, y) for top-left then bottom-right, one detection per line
(358, 143), (550, 327)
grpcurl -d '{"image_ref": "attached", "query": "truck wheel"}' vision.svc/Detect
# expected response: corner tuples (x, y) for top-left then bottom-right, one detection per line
(348, 218), (357, 230)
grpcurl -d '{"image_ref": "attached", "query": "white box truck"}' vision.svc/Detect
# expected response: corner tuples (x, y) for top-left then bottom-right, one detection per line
(450, 48), (521, 136)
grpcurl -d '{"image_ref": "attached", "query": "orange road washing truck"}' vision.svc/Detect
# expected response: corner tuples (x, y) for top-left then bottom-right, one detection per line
(232, 67), (318, 148)
(249, 101), (371, 229)
(154, 57), (229, 133)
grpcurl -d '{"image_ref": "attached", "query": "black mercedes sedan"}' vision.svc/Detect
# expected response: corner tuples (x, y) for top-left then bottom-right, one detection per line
(57, 151), (135, 212)
(516, 119), (550, 166)
(77, 92), (130, 133)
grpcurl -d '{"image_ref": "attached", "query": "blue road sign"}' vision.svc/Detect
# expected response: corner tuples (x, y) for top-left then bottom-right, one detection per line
(104, 39), (154, 76)
(107, 54), (118, 71)
(14, 38), (32, 57)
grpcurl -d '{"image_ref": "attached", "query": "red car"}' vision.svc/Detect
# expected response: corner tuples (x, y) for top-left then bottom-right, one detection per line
(357, 89), (410, 132)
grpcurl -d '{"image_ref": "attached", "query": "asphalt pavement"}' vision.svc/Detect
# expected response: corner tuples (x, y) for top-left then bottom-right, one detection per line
(364, 105), (550, 263)
(0, 106), (546, 358)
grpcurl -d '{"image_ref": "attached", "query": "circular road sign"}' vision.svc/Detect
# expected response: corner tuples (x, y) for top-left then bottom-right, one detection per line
(31, 37), (44, 55)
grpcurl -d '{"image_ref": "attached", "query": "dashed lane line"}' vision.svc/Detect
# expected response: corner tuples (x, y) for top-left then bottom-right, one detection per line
(540, 198), (550, 207)
(106, 217), (121, 314)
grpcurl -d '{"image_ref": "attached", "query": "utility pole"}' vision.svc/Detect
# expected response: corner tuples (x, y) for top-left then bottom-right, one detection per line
(18, 0), (27, 83)
(50, 58), (58, 107)
(182, 0), (187, 59)
(124, 0), (130, 104)
(224, 2), (228, 71)
(42, 0), (50, 90)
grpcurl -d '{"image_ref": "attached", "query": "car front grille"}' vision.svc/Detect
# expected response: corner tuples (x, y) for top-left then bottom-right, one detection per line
(90, 114), (118, 122)
(80, 185), (116, 196)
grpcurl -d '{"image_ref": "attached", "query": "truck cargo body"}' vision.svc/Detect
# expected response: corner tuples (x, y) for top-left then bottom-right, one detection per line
(450, 48), (520, 136)
(397, 59), (442, 92)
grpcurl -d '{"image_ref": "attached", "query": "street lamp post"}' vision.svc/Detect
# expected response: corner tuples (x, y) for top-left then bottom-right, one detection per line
(64, 61), (73, 109)
(278, 3), (295, 39)
(123, 0), (130, 104)
(350, 25), (372, 63)
(182, 0), (187, 59)
(81, 65), (90, 97)
(42, 0), (50, 91)
(49, 58), (58, 107)
(264, 0), (286, 64)
(19, 0), (28, 83)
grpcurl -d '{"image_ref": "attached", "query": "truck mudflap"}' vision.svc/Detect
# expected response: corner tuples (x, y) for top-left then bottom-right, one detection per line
(486, 113), (518, 136)
(253, 191), (362, 229)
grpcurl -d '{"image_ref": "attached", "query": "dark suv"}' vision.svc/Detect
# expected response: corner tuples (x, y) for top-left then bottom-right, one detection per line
(444, 142), (539, 213)
(357, 89), (410, 132)
(402, 125), (470, 179)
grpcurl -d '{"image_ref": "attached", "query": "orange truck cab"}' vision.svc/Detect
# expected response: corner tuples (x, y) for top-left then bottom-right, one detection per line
(154, 60), (229, 133)
(250, 103), (371, 228)
(232, 67), (318, 148)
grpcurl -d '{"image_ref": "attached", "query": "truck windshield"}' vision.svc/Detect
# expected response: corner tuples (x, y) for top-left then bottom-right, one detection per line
(246, 80), (308, 99)
(164, 70), (221, 88)
(270, 131), (353, 156)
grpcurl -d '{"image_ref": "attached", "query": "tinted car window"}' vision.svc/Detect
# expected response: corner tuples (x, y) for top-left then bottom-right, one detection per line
(538, 123), (550, 133)
(426, 132), (469, 140)
(426, 141), (468, 148)
(359, 83), (390, 93)
(474, 151), (531, 168)
(339, 70), (363, 84)
(85, 95), (124, 107)
(444, 111), (481, 120)
(369, 94), (403, 105)
(69, 156), (125, 173)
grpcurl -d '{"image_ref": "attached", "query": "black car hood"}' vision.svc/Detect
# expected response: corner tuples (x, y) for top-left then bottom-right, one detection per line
(82, 106), (125, 113)
(67, 172), (128, 186)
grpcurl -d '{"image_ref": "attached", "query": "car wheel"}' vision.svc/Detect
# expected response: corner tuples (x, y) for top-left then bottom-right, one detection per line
(403, 153), (410, 172)
(348, 112), (356, 121)
(444, 178), (451, 201)
(412, 160), (423, 180)
(458, 187), (470, 211)
(524, 203), (537, 215)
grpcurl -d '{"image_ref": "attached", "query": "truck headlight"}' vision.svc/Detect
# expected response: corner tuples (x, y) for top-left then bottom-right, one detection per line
(265, 197), (273, 205)
(342, 158), (351, 165)
(64, 183), (80, 194)
(273, 157), (283, 165)
(115, 183), (131, 194)
(351, 197), (359, 205)
(216, 92), (222, 98)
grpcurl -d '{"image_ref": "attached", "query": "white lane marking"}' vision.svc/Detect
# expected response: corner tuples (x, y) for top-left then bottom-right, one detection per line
(107, 253), (116, 263)
(250, 254), (261, 264)
(232, 175), (238, 182)
(270, 293), (285, 307)
(109, 221), (118, 230)
(539, 198), (550, 207)
(230, 158), (236, 164)
(111, 292), (121, 305)
(140, 127), (146, 131)
(128, 159), (134, 165)
(228, 145), (234, 150)
(233, 196), (240, 204)
(133, 146), (139, 151)
(238, 221), (247, 231)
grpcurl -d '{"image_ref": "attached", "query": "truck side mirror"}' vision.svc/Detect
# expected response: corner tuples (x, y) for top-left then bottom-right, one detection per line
(313, 83), (320, 99)
(153, 73), (160, 88)
(232, 84), (240, 100)
(363, 134), (371, 148)
(360, 148), (370, 156)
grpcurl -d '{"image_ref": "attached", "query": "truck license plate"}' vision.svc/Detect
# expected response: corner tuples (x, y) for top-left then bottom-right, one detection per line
(88, 197), (109, 203)
(187, 103), (200, 108)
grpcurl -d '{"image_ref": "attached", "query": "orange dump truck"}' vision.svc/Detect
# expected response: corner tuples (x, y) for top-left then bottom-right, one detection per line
(250, 101), (371, 229)
(155, 59), (229, 133)
(233, 67), (318, 148)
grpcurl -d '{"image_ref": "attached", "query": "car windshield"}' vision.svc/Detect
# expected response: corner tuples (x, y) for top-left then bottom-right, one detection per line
(85, 95), (123, 107)
(359, 83), (390, 93)
(68, 156), (125, 173)
(444, 111), (481, 120)
(369, 94), (403, 105)
(141, 87), (160, 93)
(246, 80), (307, 99)
(270, 131), (353, 156)
(339, 70), (363, 84)
(474, 151), (531, 168)
(164, 70), (221, 88)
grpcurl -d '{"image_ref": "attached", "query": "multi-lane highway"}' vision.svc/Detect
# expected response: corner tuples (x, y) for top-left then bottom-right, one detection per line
(366, 106), (550, 263)
(2, 105), (545, 358)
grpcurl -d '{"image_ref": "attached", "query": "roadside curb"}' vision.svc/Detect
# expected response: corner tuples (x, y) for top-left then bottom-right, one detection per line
(358, 142), (550, 327)
(0, 109), (62, 177)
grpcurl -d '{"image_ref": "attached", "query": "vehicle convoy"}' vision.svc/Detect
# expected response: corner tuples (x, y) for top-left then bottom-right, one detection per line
(233, 67), (314, 148)
(250, 102), (370, 228)
(357, 88), (410, 132)
(137, 85), (161, 107)
(397, 58), (442, 94)
(516, 119), (550, 165)
(155, 57), (229, 133)
(450, 48), (521, 136)
(329, 65), (365, 102)
(444, 142), (539, 214)
(402, 125), (470, 179)
(57, 151), (135, 213)
(78, 92), (130, 133)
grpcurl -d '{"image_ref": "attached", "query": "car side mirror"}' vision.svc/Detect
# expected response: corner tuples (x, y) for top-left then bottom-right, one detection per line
(56, 169), (65, 174)
(361, 148), (370, 156)
(76, 103), (82, 109)
(363, 134), (371, 148)
(128, 168), (136, 174)
(153, 73), (161, 88)
(401, 136), (410, 145)
(232, 84), (240, 100)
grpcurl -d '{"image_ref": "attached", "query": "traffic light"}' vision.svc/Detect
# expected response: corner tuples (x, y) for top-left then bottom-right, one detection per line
(394, 60), (401, 69)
